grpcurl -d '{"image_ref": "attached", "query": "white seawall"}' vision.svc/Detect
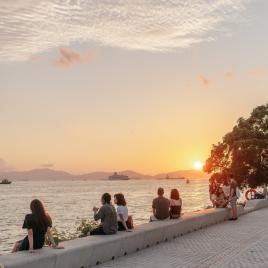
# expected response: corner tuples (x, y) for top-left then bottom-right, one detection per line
(1, 199), (268, 268)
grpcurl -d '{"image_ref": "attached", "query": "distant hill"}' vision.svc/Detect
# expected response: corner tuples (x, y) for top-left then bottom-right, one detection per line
(0, 168), (74, 181)
(0, 168), (208, 181)
(76, 171), (111, 180)
(119, 170), (152, 180)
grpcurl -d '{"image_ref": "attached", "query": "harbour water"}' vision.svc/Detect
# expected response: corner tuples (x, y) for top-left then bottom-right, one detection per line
(0, 179), (209, 254)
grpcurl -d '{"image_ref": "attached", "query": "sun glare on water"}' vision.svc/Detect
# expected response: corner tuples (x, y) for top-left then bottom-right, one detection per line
(193, 161), (203, 170)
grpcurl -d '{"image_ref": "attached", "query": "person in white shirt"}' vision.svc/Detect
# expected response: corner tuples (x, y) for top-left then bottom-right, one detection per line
(114, 193), (131, 232)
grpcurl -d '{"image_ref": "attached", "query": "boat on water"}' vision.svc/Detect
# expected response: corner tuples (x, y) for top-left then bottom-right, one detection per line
(157, 175), (185, 180)
(108, 172), (130, 181)
(186, 179), (190, 184)
(0, 179), (12, 184)
(165, 175), (185, 180)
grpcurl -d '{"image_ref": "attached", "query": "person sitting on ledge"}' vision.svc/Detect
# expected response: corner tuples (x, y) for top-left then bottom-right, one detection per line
(12, 199), (64, 253)
(209, 181), (218, 207)
(114, 193), (131, 232)
(169, 188), (182, 219)
(90, 193), (118, 235)
(150, 187), (170, 221)
(214, 187), (228, 208)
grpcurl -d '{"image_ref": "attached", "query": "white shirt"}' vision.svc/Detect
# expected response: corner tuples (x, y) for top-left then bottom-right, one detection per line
(116, 205), (128, 222)
(170, 198), (182, 206)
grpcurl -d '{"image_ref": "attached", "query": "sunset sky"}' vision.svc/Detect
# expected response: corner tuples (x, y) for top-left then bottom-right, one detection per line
(0, 0), (267, 174)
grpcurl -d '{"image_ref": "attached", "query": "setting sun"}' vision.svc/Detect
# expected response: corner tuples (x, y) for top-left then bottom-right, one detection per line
(193, 161), (203, 170)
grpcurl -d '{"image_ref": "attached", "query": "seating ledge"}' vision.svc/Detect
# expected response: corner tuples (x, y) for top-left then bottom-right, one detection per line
(1, 199), (268, 268)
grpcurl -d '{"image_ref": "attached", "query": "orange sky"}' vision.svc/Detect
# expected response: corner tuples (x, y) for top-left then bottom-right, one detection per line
(0, 1), (267, 174)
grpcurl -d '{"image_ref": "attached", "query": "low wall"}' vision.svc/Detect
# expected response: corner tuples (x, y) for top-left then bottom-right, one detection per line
(1, 199), (267, 268)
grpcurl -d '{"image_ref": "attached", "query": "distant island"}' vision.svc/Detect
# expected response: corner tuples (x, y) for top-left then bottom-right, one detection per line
(0, 168), (208, 181)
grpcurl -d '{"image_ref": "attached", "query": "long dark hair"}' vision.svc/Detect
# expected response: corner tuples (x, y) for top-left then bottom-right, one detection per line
(170, 189), (180, 200)
(30, 199), (51, 232)
(114, 193), (126, 206)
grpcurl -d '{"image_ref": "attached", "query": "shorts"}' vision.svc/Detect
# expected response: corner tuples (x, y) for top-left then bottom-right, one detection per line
(229, 196), (238, 206)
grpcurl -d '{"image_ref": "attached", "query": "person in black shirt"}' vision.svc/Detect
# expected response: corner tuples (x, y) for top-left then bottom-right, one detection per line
(12, 199), (64, 253)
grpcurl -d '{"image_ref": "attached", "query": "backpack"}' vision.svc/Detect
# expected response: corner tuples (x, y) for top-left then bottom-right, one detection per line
(126, 215), (134, 229)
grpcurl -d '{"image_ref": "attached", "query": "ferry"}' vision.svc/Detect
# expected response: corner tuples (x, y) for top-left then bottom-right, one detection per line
(0, 179), (12, 184)
(108, 172), (130, 181)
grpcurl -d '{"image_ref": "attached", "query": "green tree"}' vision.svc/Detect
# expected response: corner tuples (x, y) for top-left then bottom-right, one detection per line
(204, 103), (268, 188)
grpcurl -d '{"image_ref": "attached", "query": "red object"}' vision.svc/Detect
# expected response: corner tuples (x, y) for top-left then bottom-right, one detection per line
(245, 189), (257, 200)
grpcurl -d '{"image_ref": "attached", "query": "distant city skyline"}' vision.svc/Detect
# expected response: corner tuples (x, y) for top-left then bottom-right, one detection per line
(0, 0), (267, 174)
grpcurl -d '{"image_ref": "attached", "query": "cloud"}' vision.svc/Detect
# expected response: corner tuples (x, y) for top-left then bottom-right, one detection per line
(53, 47), (92, 68)
(248, 69), (265, 77)
(198, 75), (211, 87)
(0, 158), (13, 172)
(0, 0), (251, 61)
(225, 71), (234, 79)
(40, 164), (54, 168)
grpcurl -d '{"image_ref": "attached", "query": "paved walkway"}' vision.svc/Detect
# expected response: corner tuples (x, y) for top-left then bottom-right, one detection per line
(95, 208), (268, 268)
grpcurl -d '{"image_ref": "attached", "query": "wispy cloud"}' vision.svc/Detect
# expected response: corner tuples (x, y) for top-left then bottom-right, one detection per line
(0, 0), (250, 61)
(0, 158), (13, 172)
(248, 69), (265, 77)
(225, 71), (234, 79)
(53, 47), (92, 68)
(198, 75), (211, 87)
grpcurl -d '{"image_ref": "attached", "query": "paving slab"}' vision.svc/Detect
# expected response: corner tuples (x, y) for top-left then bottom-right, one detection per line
(96, 208), (268, 268)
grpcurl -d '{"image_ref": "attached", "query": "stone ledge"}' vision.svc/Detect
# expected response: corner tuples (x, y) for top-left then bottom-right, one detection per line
(1, 199), (268, 268)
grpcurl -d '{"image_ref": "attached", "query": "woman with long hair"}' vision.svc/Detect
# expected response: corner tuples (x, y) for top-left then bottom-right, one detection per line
(209, 181), (218, 207)
(114, 193), (131, 231)
(169, 189), (182, 219)
(12, 199), (64, 253)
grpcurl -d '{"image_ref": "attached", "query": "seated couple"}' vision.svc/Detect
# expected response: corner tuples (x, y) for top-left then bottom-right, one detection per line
(150, 187), (182, 221)
(90, 192), (132, 235)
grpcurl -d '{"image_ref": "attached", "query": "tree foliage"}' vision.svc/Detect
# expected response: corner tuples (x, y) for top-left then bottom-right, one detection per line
(204, 103), (268, 188)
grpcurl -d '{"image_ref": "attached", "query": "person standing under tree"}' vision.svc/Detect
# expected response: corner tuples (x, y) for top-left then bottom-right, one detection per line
(229, 175), (238, 220)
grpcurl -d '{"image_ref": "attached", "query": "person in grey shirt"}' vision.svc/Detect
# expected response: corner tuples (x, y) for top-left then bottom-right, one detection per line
(90, 193), (118, 235)
(150, 187), (170, 221)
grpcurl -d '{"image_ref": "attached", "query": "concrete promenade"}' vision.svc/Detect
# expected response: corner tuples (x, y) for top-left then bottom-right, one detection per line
(96, 207), (268, 268)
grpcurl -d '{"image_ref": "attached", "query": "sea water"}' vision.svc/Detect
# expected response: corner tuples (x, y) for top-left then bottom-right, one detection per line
(0, 179), (209, 253)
